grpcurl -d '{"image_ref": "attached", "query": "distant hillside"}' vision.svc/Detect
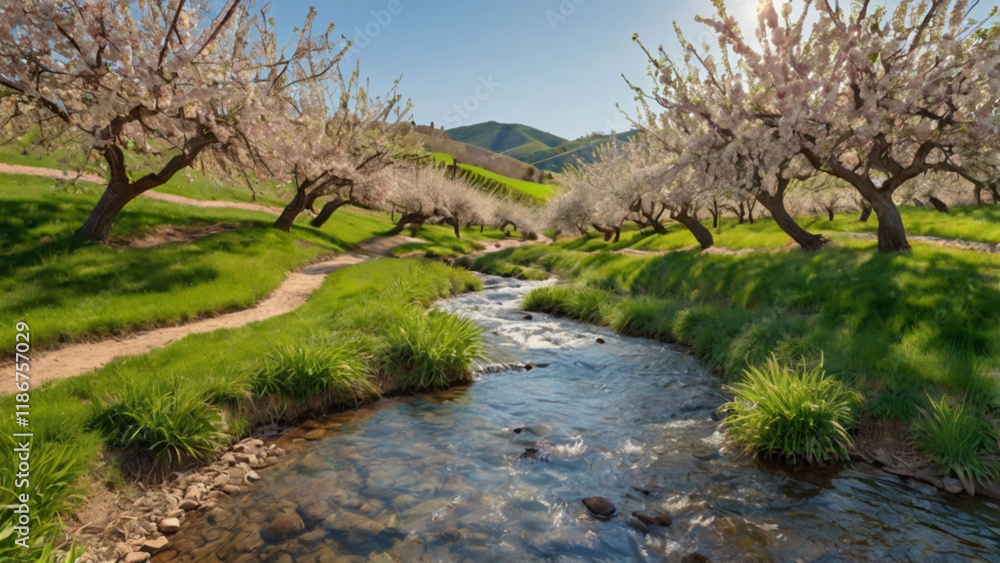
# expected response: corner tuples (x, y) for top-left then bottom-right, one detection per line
(447, 121), (638, 172)
(448, 122), (567, 157)
(411, 125), (548, 184)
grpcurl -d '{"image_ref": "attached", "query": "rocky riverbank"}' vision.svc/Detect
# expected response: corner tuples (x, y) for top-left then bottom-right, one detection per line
(75, 438), (287, 563)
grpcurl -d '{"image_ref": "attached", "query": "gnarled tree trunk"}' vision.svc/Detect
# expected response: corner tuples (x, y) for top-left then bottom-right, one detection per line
(671, 207), (713, 250)
(76, 136), (215, 242)
(76, 181), (143, 242)
(755, 185), (827, 251)
(274, 188), (308, 232)
(869, 191), (910, 252)
(310, 199), (349, 228)
(389, 211), (430, 235)
(858, 204), (873, 222)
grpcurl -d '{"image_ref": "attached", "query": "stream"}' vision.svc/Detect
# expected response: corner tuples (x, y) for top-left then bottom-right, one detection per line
(173, 275), (1000, 562)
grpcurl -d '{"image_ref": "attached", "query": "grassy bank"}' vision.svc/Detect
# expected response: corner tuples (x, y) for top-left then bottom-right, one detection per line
(472, 237), (1000, 474)
(0, 173), (392, 354)
(0, 258), (483, 560)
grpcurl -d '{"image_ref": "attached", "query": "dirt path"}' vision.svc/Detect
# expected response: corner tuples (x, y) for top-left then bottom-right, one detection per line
(0, 253), (368, 394)
(0, 162), (105, 184)
(0, 162), (282, 215)
(839, 231), (1000, 253)
(143, 191), (280, 216)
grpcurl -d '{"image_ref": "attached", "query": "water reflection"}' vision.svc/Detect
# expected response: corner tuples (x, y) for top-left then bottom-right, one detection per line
(173, 275), (1000, 562)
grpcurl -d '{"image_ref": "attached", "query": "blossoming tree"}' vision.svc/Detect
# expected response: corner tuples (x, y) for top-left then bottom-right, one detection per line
(0, 0), (342, 242)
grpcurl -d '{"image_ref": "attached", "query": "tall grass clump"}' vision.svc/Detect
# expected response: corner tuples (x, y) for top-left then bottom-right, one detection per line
(913, 395), (1000, 494)
(90, 380), (226, 466)
(0, 434), (96, 561)
(522, 285), (617, 324)
(384, 310), (483, 391)
(721, 355), (862, 465)
(248, 341), (376, 404)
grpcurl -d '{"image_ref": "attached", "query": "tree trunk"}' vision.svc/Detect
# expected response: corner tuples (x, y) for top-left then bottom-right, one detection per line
(869, 192), (910, 252)
(309, 199), (349, 228)
(756, 188), (828, 251)
(974, 185), (983, 206)
(389, 212), (428, 235)
(274, 190), (306, 232)
(75, 182), (141, 242)
(710, 199), (720, 228)
(672, 207), (714, 250)
(928, 197), (949, 214)
(827, 208), (835, 222)
(448, 217), (462, 238)
(858, 204), (873, 222)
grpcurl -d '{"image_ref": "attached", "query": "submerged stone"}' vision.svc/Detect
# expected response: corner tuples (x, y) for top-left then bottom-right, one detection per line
(582, 496), (616, 520)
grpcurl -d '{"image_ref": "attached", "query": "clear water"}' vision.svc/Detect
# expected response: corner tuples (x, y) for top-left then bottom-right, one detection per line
(174, 275), (1000, 562)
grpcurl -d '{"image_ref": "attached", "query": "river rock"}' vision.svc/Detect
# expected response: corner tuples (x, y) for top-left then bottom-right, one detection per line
(942, 477), (965, 495)
(681, 553), (712, 563)
(523, 314), (533, 320)
(158, 518), (181, 534)
(582, 497), (616, 520)
(392, 494), (419, 510)
(124, 551), (151, 562)
(297, 499), (328, 526)
(150, 549), (177, 562)
(223, 484), (242, 495)
(440, 526), (462, 542)
(326, 511), (385, 542)
(296, 452), (328, 473)
(262, 512), (305, 542)
(596, 337), (606, 344)
(140, 536), (169, 554)
(221, 452), (237, 465)
(631, 511), (672, 527)
(178, 498), (199, 511)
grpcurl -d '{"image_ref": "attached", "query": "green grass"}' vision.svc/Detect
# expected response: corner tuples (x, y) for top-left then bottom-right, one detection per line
(0, 173), (399, 355)
(720, 355), (862, 465)
(90, 378), (229, 465)
(0, 258), (483, 558)
(430, 152), (557, 203)
(913, 395), (1000, 494)
(383, 309), (483, 391)
(248, 341), (376, 403)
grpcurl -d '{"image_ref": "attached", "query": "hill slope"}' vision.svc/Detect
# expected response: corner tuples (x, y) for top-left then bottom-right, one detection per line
(448, 121), (567, 156)
(448, 122), (638, 172)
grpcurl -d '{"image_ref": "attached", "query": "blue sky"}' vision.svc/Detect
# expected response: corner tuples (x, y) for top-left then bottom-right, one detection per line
(263, 1), (993, 140)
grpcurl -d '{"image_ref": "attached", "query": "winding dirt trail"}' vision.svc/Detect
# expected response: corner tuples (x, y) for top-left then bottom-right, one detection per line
(839, 231), (1000, 253)
(0, 253), (369, 394)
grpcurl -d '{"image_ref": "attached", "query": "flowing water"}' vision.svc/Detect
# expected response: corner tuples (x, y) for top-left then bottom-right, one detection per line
(176, 275), (1000, 562)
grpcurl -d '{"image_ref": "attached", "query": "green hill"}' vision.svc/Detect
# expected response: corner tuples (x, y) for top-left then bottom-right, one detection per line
(447, 121), (638, 172)
(448, 121), (567, 155)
